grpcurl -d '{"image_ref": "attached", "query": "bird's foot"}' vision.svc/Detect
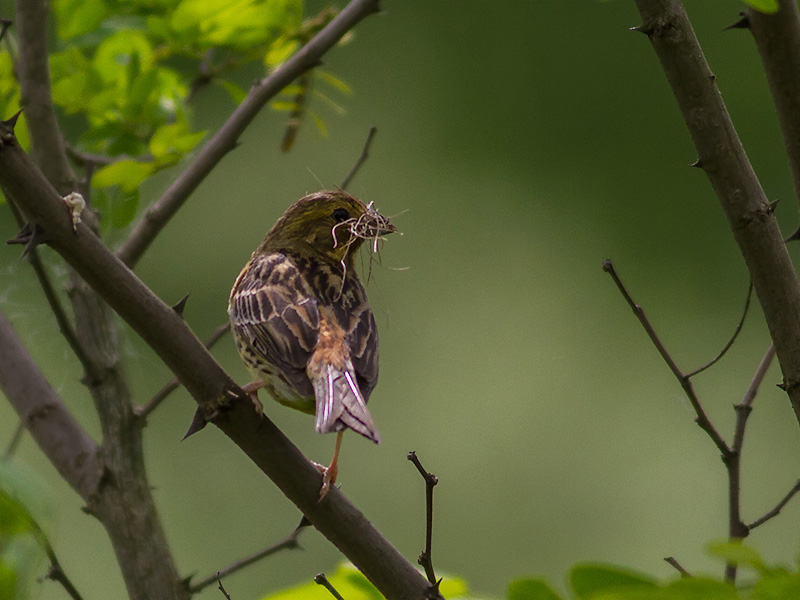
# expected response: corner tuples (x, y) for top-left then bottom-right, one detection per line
(312, 461), (338, 501)
(240, 381), (264, 417)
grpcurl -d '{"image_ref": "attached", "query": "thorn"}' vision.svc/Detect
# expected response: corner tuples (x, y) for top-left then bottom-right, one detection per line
(172, 293), (190, 317)
(777, 381), (787, 391)
(0, 108), (22, 133)
(768, 198), (780, 213)
(709, 73), (717, 81)
(7, 222), (48, 259)
(689, 158), (703, 168)
(629, 24), (653, 35)
(182, 407), (208, 440)
(296, 515), (312, 530)
(425, 579), (443, 600)
(601, 258), (613, 272)
(724, 13), (750, 31)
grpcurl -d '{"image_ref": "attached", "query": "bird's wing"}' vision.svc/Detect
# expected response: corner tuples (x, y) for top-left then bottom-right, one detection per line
(343, 279), (380, 400)
(228, 253), (319, 396)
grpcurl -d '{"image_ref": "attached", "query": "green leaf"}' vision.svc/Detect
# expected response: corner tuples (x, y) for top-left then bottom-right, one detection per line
(54, 0), (109, 40)
(744, 0), (780, 13)
(508, 578), (564, 600)
(260, 563), (467, 600)
(570, 564), (657, 599)
(0, 492), (31, 537)
(311, 111), (327, 138)
(266, 35), (300, 68)
(94, 159), (154, 193)
(316, 70), (352, 96)
(149, 122), (206, 166)
(217, 80), (248, 104)
(753, 569), (800, 600)
(707, 541), (768, 574)
(663, 578), (737, 600)
(0, 560), (17, 600)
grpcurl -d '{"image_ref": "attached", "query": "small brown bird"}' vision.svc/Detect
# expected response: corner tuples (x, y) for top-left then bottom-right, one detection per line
(228, 190), (395, 497)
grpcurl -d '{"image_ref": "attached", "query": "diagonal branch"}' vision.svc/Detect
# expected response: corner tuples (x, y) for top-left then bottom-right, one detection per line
(0, 311), (101, 500)
(747, 479), (800, 530)
(116, 0), (381, 269)
(0, 127), (435, 600)
(744, 0), (800, 214)
(189, 523), (304, 594)
(603, 260), (730, 455)
(631, 0), (800, 428)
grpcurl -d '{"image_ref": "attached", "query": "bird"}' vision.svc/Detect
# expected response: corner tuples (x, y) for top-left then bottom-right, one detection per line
(228, 190), (395, 498)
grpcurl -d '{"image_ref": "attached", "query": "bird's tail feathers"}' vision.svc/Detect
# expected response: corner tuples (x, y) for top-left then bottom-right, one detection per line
(312, 363), (380, 443)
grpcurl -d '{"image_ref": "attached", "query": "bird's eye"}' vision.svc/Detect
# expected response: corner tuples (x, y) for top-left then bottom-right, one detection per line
(332, 208), (349, 222)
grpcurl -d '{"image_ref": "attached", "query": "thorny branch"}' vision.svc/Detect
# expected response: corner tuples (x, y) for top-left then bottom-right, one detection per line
(408, 451), (439, 585)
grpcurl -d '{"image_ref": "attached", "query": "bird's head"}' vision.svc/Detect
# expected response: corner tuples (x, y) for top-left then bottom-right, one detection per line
(260, 190), (396, 265)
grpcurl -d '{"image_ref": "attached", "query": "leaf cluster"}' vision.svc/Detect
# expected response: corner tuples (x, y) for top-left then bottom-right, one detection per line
(0, 0), (351, 229)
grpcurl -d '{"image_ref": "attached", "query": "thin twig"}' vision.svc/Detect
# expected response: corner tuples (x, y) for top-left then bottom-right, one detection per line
(3, 420), (25, 458)
(137, 322), (231, 421)
(602, 259), (730, 455)
(747, 480), (800, 530)
(5, 197), (99, 381)
(732, 343), (776, 453)
(408, 451), (438, 585)
(189, 524), (304, 594)
(664, 557), (692, 578)
(340, 126), (377, 190)
(217, 579), (233, 600)
(116, 0), (382, 269)
(22, 499), (84, 600)
(315, 573), (346, 600)
(685, 283), (753, 378)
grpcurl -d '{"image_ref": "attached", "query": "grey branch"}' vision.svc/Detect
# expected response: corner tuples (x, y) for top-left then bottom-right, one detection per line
(0, 311), (102, 499)
(632, 0), (800, 428)
(116, 0), (381, 269)
(0, 130), (434, 600)
(746, 0), (800, 213)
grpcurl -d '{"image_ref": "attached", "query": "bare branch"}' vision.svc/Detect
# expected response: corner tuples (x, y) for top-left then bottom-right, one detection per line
(746, 0), (800, 213)
(747, 479), (800, 530)
(732, 343), (776, 453)
(315, 573), (346, 600)
(217, 580), (233, 600)
(631, 0), (800, 429)
(685, 283), (752, 378)
(408, 451), (438, 585)
(341, 126), (378, 190)
(0, 133), (434, 600)
(116, 0), (382, 269)
(0, 311), (101, 499)
(14, 0), (75, 195)
(189, 524), (303, 594)
(23, 505), (84, 600)
(663, 557), (692, 578)
(137, 323), (231, 422)
(4, 196), (98, 381)
(602, 260), (730, 455)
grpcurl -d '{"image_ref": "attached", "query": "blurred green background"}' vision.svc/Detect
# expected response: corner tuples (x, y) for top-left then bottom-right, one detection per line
(2, 1), (800, 599)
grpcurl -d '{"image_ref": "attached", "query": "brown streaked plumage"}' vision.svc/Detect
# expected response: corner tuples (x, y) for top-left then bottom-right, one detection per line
(228, 190), (394, 496)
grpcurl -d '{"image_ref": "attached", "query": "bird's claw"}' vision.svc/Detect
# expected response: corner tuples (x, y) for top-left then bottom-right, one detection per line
(240, 381), (264, 417)
(312, 461), (338, 501)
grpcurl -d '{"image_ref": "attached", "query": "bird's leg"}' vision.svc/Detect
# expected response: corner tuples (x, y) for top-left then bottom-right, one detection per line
(240, 381), (265, 417)
(317, 430), (344, 500)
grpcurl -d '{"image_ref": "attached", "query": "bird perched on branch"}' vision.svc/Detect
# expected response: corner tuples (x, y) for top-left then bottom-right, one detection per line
(228, 190), (395, 498)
